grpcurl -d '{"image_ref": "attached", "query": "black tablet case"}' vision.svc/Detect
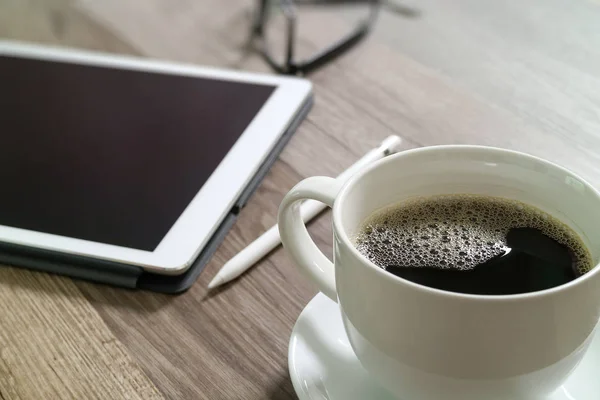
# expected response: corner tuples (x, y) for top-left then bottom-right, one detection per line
(0, 95), (313, 293)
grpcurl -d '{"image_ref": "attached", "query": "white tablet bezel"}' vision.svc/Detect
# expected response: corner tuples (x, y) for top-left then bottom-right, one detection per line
(0, 41), (312, 274)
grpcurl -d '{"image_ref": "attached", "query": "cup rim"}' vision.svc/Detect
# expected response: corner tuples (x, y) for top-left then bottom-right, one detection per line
(332, 144), (600, 302)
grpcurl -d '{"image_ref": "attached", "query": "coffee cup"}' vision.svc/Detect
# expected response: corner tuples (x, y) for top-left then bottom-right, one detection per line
(278, 145), (600, 399)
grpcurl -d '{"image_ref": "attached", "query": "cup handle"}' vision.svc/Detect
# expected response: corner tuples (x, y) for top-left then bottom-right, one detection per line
(278, 176), (343, 302)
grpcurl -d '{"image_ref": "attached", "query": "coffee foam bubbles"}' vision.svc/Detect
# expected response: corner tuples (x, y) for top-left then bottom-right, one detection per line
(353, 194), (592, 274)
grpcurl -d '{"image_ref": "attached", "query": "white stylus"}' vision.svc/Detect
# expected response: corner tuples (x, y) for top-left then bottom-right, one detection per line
(207, 135), (403, 289)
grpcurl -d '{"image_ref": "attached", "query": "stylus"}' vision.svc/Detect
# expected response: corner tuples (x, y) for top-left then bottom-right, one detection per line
(207, 135), (403, 290)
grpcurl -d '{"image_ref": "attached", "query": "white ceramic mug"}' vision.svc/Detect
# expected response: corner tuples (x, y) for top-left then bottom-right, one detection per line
(278, 145), (600, 399)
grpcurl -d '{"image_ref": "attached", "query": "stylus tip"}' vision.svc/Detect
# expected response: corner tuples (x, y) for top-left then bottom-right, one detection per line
(207, 275), (223, 290)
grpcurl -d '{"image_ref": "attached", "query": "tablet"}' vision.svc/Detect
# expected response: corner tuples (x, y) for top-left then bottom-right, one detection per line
(0, 41), (312, 278)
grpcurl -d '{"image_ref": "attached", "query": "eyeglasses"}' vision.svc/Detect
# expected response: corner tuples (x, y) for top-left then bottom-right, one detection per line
(252, 0), (381, 75)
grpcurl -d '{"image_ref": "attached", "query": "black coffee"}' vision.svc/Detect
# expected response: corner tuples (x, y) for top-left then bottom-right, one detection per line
(354, 194), (592, 295)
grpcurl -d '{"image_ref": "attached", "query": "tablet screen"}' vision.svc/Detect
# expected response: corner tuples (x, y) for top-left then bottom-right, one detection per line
(0, 55), (276, 251)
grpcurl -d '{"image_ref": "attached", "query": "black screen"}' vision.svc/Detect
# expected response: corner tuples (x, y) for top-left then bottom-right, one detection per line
(0, 55), (275, 251)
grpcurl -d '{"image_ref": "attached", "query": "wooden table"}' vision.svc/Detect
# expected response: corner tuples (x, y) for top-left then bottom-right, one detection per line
(2, 0), (600, 398)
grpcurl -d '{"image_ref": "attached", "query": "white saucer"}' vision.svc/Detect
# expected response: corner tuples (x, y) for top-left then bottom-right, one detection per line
(289, 293), (600, 400)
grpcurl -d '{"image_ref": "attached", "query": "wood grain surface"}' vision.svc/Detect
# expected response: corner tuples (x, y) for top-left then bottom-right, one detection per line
(0, 268), (163, 400)
(2, 0), (600, 398)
